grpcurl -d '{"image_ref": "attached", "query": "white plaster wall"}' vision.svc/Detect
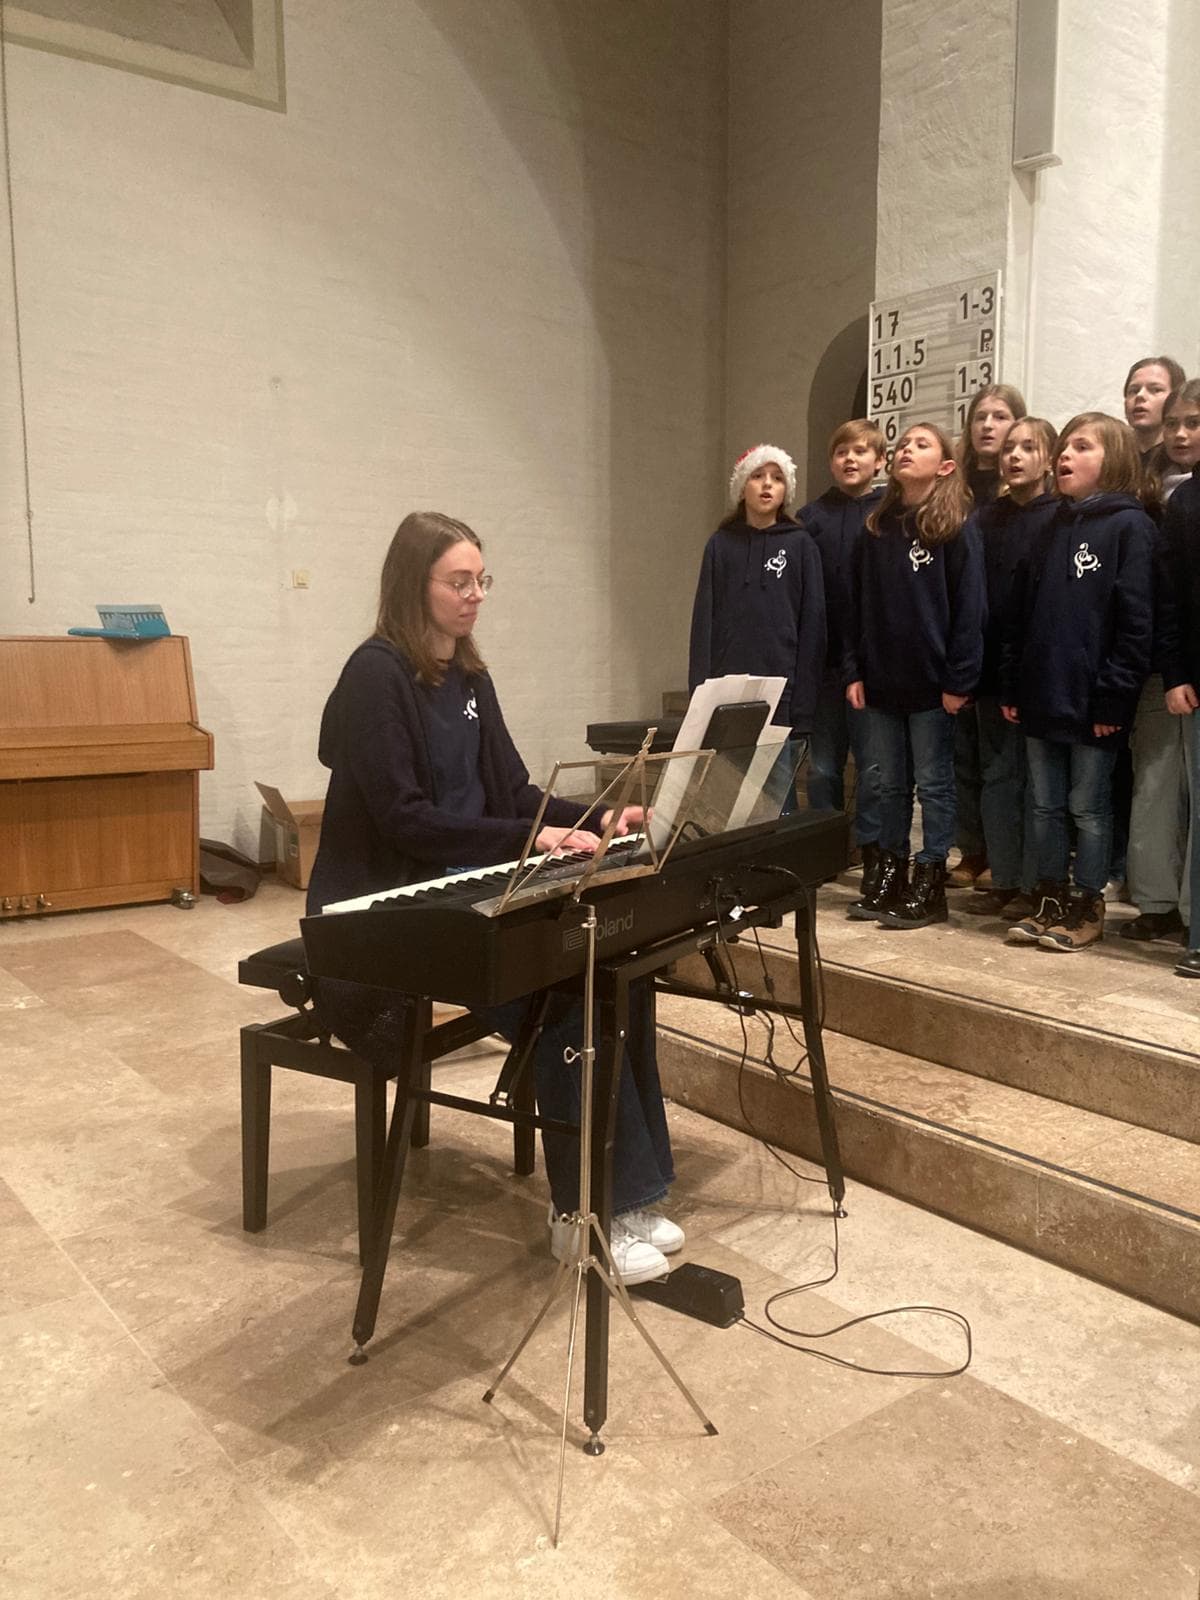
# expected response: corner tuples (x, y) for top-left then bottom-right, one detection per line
(875, 0), (1016, 306)
(0, 0), (726, 855)
(1022, 0), (1200, 421)
(724, 0), (881, 505)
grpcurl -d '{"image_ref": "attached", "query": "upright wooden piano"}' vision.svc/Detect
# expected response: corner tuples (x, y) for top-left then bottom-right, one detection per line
(0, 636), (214, 917)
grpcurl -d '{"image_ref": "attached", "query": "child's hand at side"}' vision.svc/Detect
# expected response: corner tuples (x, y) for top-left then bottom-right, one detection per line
(1166, 684), (1200, 714)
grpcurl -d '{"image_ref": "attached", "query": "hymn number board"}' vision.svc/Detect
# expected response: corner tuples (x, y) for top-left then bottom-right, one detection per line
(867, 271), (1002, 468)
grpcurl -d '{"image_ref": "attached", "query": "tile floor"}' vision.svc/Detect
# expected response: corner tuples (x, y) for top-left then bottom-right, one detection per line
(1, 882), (1198, 1599)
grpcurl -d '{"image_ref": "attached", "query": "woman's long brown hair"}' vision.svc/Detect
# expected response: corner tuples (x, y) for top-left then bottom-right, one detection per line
(374, 511), (487, 685)
(867, 422), (972, 546)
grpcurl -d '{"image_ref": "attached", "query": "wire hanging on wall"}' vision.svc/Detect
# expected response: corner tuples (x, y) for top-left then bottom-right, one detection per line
(0, 0), (36, 603)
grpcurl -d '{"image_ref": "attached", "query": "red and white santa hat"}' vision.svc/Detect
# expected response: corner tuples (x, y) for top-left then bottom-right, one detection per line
(728, 443), (797, 509)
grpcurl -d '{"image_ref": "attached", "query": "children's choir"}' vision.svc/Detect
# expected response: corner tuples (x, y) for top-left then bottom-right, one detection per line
(690, 362), (1200, 978)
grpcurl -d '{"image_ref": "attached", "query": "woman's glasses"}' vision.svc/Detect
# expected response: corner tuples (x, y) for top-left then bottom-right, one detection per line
(432, 574), (494, 599)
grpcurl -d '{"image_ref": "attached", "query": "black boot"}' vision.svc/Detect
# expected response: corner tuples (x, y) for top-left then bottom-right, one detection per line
(848, 848), (907, 922)
(846, 842), (883, 919)
(879, 858), (948, 929)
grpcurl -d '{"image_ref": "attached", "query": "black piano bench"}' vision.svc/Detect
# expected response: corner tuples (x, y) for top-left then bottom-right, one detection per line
(237, 937), (537, 1264)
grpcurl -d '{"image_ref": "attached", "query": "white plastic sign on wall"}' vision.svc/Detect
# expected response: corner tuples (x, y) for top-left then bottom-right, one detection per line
(867, 271), (1002, 466)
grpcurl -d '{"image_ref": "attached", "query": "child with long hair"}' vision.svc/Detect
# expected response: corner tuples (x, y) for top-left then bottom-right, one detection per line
(1123, 355), (1187, 464)
(1124, 379), (1200, 945)
(956, 383), (1028, 506)
(950, 383), (1028, 891)
(843, 422), (985, 928)
(1155, 386), (1200, 978)
(1002, 415), (1154, 950)
(962, 418), (1059, 921)
(688, 443), (826, 741)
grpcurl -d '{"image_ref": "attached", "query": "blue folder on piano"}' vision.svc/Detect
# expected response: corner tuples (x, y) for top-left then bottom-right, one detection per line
(68, 605), (171, 640)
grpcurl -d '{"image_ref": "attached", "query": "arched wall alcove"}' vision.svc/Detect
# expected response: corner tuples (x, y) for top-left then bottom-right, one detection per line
(805, 316), (870, 501)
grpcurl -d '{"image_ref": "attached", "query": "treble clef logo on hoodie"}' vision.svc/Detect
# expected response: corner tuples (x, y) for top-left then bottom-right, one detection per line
(464, 692), (478, 720)
(908, 540), (933, 573)
(764, 548), (787, 580)
(1073, 542), (1101, 579)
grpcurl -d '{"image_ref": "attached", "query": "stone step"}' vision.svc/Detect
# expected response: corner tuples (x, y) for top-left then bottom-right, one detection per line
(672, 884), (1200, 1145)
(656, 992), (1200, 1325)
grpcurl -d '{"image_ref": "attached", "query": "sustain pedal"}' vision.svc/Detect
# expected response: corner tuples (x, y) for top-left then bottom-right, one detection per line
(630, 1262), (744, 1328)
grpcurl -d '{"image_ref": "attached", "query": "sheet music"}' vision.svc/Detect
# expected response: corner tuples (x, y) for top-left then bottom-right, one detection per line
(647, 674), (787, 851)
(670, 674), (785, 755)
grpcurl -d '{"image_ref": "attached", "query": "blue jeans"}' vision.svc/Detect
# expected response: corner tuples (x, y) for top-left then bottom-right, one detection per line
(807, 672), (880, 844)
(1025, 738), (1117, 894)
(478, 981), (673, 1218)
(315, 978), (674, 1221)
(864, 705), (958, 863)
(977, 698), (1035, 892)
(954, 709), (985, 856)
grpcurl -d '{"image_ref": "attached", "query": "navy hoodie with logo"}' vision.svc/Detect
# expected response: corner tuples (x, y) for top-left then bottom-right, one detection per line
(975, 491), (1058, 698)
(307, 638), (589, 914)
(841, 507), (986, 714)
(797, 484), (885, 669)
(687, 517), (826, 732)
(1000, 493), (1154, 746)
(1155, 463), (1200, 693)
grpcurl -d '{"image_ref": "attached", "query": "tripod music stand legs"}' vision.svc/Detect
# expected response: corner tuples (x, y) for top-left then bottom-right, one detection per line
(482, 907), (715, 1546)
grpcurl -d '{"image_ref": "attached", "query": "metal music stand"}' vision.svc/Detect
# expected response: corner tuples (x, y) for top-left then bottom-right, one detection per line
(480, 732), (719, 1547)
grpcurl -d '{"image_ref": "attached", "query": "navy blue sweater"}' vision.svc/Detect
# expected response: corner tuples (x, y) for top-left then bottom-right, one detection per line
(687, 518), (826, 732)
(976, 492), (1058, 697)
(797, 485), (884, 669)
(307, 639), (587, 913)
(1156, 464), (1200, 692)
(842, 508), (986, 714)
(1000, 493), (1154, 745)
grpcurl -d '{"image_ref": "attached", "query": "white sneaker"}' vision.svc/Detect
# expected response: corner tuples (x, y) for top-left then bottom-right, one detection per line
(618, 1206), (685, 1255)
(548, 1208), (669, 1285)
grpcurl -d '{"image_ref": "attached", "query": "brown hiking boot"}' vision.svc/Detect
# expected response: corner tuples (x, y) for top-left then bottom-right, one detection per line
(947, 852), (988, 888)
(1039, 890), (1106, 951)
(1007, 881), (1067, 943)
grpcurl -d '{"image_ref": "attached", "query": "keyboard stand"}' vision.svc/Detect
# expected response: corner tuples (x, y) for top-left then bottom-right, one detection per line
(346, 994), (576, 1363)
(576, 885), (844, 1451)
(344, 885), (845, 1491)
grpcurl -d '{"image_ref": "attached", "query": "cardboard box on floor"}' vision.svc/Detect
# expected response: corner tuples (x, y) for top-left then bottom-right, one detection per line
(255, 783), (324, 889)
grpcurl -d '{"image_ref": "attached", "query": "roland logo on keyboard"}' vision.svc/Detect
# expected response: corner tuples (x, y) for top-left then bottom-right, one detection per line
(563, 909), (634, 950)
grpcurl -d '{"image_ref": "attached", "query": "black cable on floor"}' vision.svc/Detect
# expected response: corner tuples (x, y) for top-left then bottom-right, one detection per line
(706, 870), (973, 1379)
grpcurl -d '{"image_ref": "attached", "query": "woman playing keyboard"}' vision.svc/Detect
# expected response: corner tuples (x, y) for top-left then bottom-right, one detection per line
(306, 510), (680, 1284)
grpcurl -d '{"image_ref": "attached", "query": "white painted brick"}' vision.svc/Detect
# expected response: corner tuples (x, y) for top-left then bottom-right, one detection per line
(0, 1), (727, 856)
